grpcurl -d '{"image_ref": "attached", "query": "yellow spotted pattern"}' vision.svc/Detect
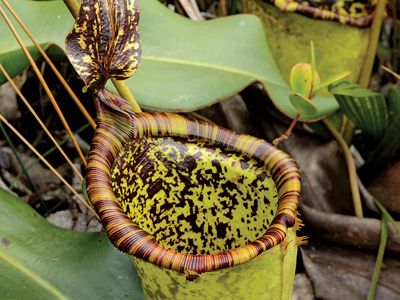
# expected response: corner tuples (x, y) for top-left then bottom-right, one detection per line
(65, 0), (141, 92)
(111, 137), (279, 254)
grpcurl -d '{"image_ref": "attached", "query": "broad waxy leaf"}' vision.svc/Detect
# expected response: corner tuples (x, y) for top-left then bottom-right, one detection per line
(65, 0), (141, 92)
(123, 0), (334, 119)
(0, 187), (144, 299)
(0, 0), (72, 80)
(0, 0), (339, 119)
(329, 81), (388, 141)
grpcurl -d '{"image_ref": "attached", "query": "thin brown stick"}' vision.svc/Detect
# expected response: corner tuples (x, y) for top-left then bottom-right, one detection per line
(0, 114), (98, 219)
(0, 5), (87, 166)
(2, 0), (96, 129)
(0, 65), (83, 181)
(272, 113), (301, 146)
(381, 65), (400, 81)
(178, 0), (204, 20)
(218, 0), (227, 16)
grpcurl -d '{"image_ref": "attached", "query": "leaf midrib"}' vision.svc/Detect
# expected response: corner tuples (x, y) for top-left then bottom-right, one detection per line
(142, 55), (281, 85)
(0, 248), (68, 299)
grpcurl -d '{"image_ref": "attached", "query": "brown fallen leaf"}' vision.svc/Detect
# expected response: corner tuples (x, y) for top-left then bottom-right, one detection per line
(301, 243), (400, 300)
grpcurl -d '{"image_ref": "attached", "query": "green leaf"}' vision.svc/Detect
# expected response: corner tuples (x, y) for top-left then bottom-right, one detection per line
(0, 0), (73, 81)
(289, 93), (317, 115)
(363, 85), (400, 172)
(290, 63), (313, 98)
(329, 81), (388, 140)
(310, 41), (316, 75)
(242, 1), (370, 90)
(127, 0), (335, 118)
(0, 0), (338, 120)
(315, 71), (351, 92)
(367, 216), (388, 300)
(0, 187), (144, 299)
(309, 40), (320, 92)
(0, 46), (40, 79)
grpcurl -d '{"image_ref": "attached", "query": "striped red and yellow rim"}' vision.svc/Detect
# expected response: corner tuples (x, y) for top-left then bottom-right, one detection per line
(268, 0), (373, 27)
(86, 112), (301, 279)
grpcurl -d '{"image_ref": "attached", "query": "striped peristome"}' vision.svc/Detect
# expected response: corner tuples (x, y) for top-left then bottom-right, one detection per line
(268, 0), (373, 27)
(65, 0), (141, 92)
(86, 93), (301, 280)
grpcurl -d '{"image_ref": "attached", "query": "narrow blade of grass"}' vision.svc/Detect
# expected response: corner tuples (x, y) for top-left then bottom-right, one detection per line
(373, 197), (400, 235)
(367, 216), (388, 300)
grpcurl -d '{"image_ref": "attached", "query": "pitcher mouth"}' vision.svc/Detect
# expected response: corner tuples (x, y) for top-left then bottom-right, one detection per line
(86, 112), (300, 279)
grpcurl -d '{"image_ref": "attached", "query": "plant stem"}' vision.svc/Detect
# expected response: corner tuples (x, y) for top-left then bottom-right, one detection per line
(373, 197), (400, 235)
(340, 115), (356, 144)
(178, 0), (204, 20)
(324, 120), (364, 218)
(272, 113), (300, 146)
(336, 1), (382, 170)
(367, 216), (388, 300)
(358, 0), (388, 88)
(112, 79), (142, 112)
(63, 0), (80, 17)
(381, 65), (400, 81)
(62, 0), (142, 112)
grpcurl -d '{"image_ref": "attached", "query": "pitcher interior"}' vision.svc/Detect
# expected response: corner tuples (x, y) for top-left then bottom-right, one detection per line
(111, 136), (279, 255)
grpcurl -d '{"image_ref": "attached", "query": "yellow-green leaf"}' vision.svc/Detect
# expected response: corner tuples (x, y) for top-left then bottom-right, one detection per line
(315, 71), (351, 92)
(290, 63), (314, 98)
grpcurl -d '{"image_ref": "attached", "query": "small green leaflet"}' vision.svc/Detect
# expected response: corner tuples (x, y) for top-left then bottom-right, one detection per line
(289, 93), (317, 115)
